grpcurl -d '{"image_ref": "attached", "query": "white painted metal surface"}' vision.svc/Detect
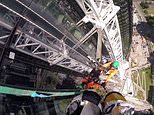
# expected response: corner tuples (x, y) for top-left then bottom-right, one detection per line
(75, 0), (124, 64)
(0, 3), (93, 73)
(12, 23), (92, 73)
(0, 0), (123, 73)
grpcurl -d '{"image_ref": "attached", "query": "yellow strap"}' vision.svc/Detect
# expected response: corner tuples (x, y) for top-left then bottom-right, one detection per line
(102, 62), (112, 68)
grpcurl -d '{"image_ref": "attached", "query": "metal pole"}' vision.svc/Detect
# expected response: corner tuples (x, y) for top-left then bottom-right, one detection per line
(96, 28), (103, 62)
(0, 0), (33, 69)
(0, 17), (23, 68)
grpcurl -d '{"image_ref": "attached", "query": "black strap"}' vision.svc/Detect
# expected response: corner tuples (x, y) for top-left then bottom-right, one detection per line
(82, 91), (101, 105)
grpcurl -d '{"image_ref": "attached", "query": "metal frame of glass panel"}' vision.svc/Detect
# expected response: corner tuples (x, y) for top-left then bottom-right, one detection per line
(0, 2), (93, 73)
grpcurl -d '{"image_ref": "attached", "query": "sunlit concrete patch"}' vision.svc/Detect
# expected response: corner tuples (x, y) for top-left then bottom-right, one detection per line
(125, 96), (153, 111)
(118, 60), (129, 79)
(122, 78), (134, 96)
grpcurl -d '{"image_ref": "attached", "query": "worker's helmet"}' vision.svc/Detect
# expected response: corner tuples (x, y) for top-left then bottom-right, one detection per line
(103, 92), (135, 115)
(112, 61), (119, 69)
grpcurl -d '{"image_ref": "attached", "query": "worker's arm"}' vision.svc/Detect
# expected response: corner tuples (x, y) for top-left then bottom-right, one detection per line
(101, 62), (112, 68)
(66, 91), (102, 115)
(80, 101), (101, 115)
(81, 91), (102, 115)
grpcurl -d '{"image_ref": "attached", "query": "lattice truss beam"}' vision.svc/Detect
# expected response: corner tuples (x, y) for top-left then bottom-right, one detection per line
(16, 23), (92, 72)
(75, 0), (123, 64)
(0, 10), (92, 73)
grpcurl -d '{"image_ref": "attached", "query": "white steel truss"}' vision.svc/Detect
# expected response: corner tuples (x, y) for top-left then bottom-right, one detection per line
(0, 0), (123, 73)
(13, 22), (93, 73)
(75, 0), (124, 64)
(0, 5), (93, 73)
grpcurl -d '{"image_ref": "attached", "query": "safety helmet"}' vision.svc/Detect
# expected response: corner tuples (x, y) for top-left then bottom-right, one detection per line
(103, 92), (135, 115)
(112, 61), (120, 69)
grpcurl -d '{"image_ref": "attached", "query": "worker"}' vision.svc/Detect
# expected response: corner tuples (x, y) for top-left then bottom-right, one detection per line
(99, 61), (119, 83)
(100, 61), (119, 70)
(81, 73), (92, 89)
(81, 68), (102, 89)
(86, 81), (101, 89)
(106, 61), (119, 82)
(101, 61), (112, 69)
(81, 61), (119, 89)
(81, 75), (101, 89)
(105, 68), (118, 82)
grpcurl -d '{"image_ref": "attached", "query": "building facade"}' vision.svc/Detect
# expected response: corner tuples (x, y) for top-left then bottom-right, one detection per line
(113, 0), (133, 58)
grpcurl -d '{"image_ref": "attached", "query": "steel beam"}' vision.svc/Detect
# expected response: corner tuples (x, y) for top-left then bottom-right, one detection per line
(75, 0), (123, 64)
(0, 35), (9, 40)
(96, 28), (103, 62)
(0, 4), (93, 73)
(73, 26), (97, 49)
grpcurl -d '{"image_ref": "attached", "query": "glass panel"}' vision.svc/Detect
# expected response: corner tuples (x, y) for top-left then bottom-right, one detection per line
(81, 35), (97, 58)
(54, 98), (72, 115)
(0, 94), (73, 115)
(0, 7), (18, 26)
(32, 0), (91, 41)
(1, 0), (24, 14)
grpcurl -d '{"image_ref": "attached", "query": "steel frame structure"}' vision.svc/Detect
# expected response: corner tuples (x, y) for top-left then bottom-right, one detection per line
(75, 0), (124, 64)
(0, 0), (123, 73)
(0, 2), (93, 73)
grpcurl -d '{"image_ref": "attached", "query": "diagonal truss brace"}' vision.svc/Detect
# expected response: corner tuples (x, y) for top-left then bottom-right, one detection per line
(11, 21), (92, 73)
(75, 0), (123, 64)
(0, 3), (92, 72)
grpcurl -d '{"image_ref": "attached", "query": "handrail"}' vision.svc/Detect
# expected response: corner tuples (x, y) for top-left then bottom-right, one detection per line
(0, 84), (80, 97)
